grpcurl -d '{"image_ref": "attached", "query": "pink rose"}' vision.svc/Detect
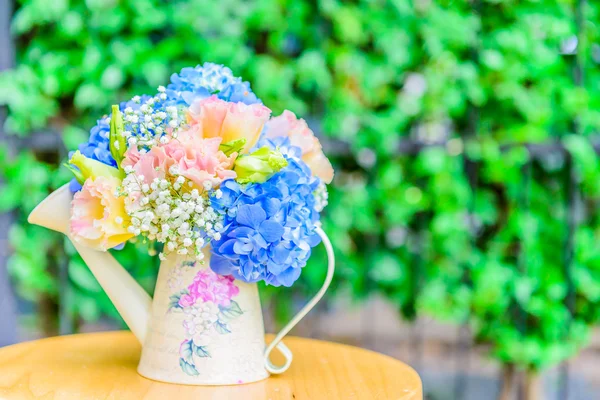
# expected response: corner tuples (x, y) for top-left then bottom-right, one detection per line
(187, 96), (271, 153)
(265, 110), (334, 184)
(122, 131), (237, 189)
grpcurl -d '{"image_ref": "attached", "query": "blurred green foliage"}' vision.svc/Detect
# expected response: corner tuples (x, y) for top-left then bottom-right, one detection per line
(2, 0), (600, 372)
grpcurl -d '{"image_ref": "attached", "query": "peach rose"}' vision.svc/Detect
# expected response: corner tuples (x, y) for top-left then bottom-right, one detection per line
(187, 96), (271, 153)
(265, 110), (334, 184)
(122, 130), (237, 189)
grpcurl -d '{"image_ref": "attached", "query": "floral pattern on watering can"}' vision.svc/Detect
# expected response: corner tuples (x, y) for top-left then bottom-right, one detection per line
(137, 253), (268, 385)
(167, 261), (244, 376)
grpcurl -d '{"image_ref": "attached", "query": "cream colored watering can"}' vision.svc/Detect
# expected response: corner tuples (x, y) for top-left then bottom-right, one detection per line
(28, 184), (335, 385)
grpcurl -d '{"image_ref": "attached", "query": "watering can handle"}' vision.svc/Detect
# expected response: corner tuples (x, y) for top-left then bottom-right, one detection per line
(264, 225), (335, 374)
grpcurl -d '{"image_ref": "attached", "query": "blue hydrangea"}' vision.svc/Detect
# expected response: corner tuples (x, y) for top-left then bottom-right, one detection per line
(255, 135), (303, 160)
(210, 154), (321, 287)
(69, 116), (113, 192)
(166, 62), (261, 106)
(78, 117), (115, 166)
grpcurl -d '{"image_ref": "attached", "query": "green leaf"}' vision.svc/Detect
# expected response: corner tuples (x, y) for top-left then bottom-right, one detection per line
(168, 290), (188, 310)
(515, 278), (535, 306)
(69, 259), (101, 293)
(179, 339), (194, 364)
(368, 253), (403, 285)
(63, 163), (84, 184)
(214, 320), (231, 334)
(219, 300), (243, 321)
(219, 138), (247, 156)
(74, 83), (106, 109)
(192, 344), (211, 358)
(77, 296), (101, 322)
(179, 358), (199, 376)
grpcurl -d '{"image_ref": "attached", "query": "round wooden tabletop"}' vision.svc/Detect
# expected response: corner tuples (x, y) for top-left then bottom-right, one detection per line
(0, 331), (422, 399)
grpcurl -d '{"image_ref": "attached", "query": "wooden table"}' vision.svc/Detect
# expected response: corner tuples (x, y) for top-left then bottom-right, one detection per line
(0, 331), (422, 399)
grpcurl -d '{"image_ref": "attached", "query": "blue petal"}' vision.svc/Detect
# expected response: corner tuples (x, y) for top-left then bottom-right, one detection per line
(233, 240), (254, 254)
(227, 226), (254, 238)
(271, 244), (291, 264)
(307, 233), (322, 247)
(112, 242), (126, 251)
(274, 266), (302, 287)
(236, 204), (266, 228)
(266, 260), (287, 275)
(239, 260), (258, 281)
(253, 233), (268, 249)
(259, 220), (284, 243)
(262, 198), (281, 217)
(218, 239), (237, 256)
(69, 178), (82, 193)
(210, 253), (235, 276)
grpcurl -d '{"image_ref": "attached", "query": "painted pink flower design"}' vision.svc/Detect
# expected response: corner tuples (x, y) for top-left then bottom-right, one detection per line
(178, 269), (240, 308)
(170, 265), (244, 376)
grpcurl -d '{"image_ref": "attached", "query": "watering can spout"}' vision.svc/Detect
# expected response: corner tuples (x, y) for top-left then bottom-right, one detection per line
(29, 184), (153, 344)
(28, 184), (72, 235)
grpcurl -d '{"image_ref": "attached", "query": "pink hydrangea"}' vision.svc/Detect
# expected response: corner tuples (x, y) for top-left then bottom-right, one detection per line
(122, 131), (237, 189)
(264, 110), (334, 184)
(179, 269), (240, 308)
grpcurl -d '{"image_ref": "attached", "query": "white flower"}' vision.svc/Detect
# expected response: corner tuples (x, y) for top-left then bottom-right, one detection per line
(182, 302), (219, 345)
(313, 181), (329, 212)
(192, 333), (211, 347)
(122, 170), (224, 260)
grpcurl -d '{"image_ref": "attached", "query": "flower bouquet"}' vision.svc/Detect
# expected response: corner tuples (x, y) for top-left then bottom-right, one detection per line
(29, 62), (336, 383)
(67, 62), (333, 287)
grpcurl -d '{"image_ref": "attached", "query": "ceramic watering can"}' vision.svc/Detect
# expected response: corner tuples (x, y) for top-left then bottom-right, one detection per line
(28, 184), (335, 385)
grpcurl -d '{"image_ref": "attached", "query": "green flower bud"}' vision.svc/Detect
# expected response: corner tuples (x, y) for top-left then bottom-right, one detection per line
(68, 150), (123, 182)
(109, 105), (127, 168)
(234, 147), (288, 184)
(219, 138), (247, 156)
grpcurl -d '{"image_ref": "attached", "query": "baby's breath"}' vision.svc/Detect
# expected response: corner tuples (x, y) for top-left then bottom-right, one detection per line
(314, 181), (329, 212)
(122, 87), (185, 149)
(120, 171), (223, 262)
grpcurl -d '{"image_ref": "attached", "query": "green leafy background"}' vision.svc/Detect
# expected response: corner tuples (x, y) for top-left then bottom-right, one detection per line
(2, 0), (600, 374)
